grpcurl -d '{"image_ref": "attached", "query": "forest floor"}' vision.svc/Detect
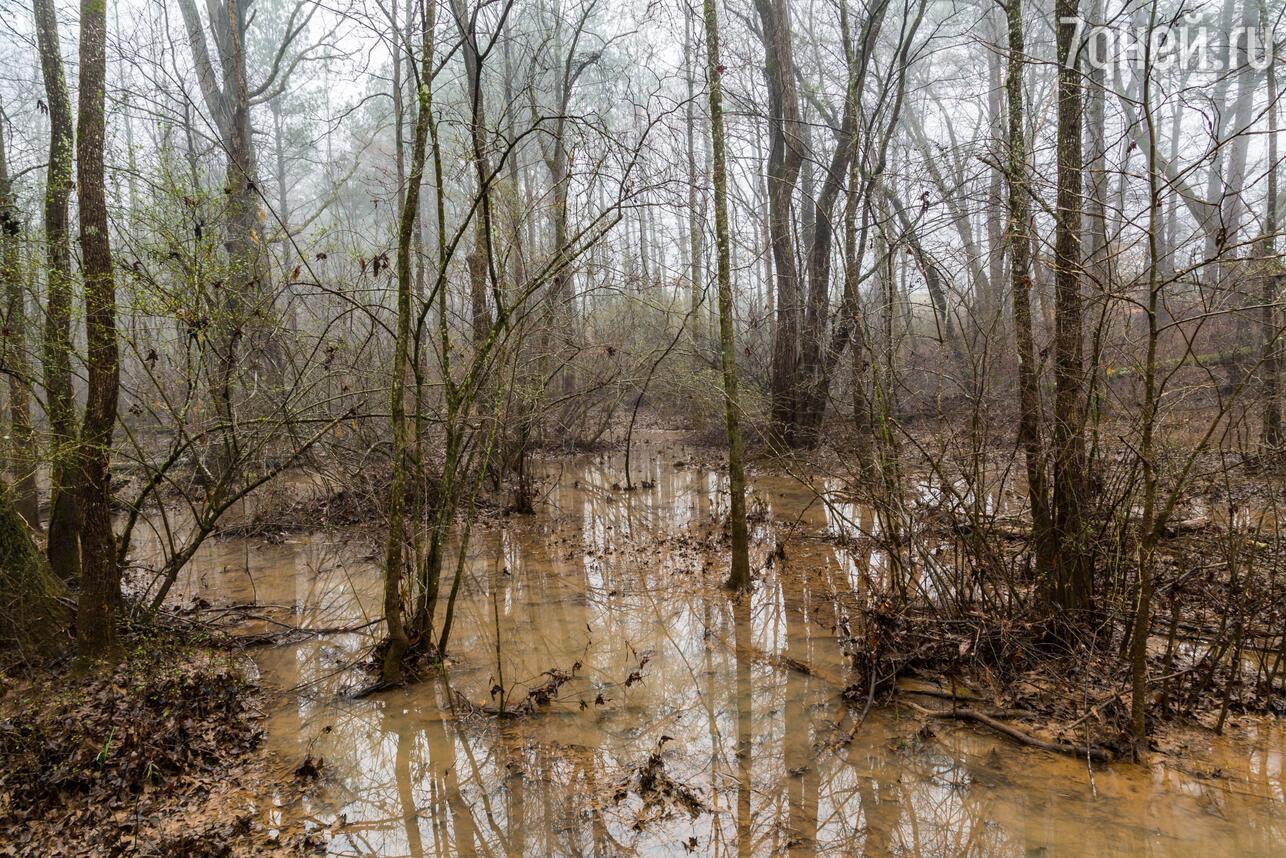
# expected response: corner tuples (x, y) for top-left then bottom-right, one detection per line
(0, 644), (332, 856)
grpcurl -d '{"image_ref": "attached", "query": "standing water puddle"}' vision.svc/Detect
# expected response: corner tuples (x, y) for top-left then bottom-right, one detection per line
(164, 437), (1286, 856)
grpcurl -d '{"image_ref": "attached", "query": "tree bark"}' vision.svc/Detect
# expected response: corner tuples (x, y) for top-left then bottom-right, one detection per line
(381, 4), (433, 685)
(1050, 0), (1092, 617)
(753, 0), (805, 441)
(0, 480), (68, 664)
(34, 0), (80, 582)
(703, 0), (751, 591)
(0, 102), (40, 529)
(75, 0), (121, 662)
(1005, 0), (1055, 582)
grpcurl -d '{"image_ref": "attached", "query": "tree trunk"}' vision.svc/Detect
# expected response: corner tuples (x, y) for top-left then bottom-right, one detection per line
(684, 9), (706, 354)
(795, 5), (861, 444)
(1130, 0), (1163, 756)
(703, 0), (751, 591)
(792, 0), (919, 440)
(75, 0), (121, 662)
(877, 203), (896, 416)
(34, 0), (80, 582)
(1213, 0), (1259, 264)
(843, 126), (874, 476)
(218, 0), (269, 425)
(1082, 0), (1109, 298)
(1006, 0), (1055, 582)
(753, 0), (805, 441)
(1262, 0), (1281, 451)
(451, 0), (496, 345)
(270, 98), (295, 329)
(499, 20), (527, 305)
(1199, 0), (1239, 270)
(0, 101), (40, 529)
(0, 481), (68, 664)
(983, 9), (1006, 328)
(177, 0), (273, 477)
(381, 9), (433, 683)
(1050, 0), (1092, 617)
(542, 35), (581, 407)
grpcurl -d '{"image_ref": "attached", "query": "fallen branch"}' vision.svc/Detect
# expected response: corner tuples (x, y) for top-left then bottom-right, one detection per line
(896, 678), (986, 703)
(902, 700), (1114, 762)
(1162, 516), (1212, 537)
(1060, 689), (1123, 735)
(216, 618), (384, 648)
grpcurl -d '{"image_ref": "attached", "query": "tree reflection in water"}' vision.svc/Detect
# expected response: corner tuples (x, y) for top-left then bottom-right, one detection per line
(165, 437), (1286, 856)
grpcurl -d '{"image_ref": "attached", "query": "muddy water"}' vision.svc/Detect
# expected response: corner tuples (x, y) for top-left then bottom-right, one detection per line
(164, 437), (1286, 857)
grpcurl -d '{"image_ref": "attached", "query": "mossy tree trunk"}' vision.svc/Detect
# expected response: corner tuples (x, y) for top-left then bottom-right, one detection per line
(0, 97), (40, 530)
(0, 483), (69, 664)
(34, 0), (81, 583)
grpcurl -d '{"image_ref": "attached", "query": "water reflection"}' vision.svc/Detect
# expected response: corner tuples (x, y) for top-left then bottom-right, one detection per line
(156, 435), (1286, 856)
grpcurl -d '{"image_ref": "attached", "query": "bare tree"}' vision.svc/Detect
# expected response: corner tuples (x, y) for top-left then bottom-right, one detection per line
(1006, 0), (1053, 582)
(753, 0), (805, 440)
(702, 0), (750, 590)
(381, 0), (435, 685)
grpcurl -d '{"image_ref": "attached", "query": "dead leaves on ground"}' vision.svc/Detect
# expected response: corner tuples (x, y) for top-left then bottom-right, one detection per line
(0, 655), (328, 856)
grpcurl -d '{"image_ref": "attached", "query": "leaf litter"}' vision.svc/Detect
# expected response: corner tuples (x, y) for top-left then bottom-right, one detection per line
(0, 650), (332, 856)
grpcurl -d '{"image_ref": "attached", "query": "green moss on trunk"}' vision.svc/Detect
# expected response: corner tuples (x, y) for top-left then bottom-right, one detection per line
(0, 486), (70, 666)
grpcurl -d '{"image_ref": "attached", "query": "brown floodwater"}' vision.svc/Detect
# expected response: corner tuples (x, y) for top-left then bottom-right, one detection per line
(159, 435), (1286, 857)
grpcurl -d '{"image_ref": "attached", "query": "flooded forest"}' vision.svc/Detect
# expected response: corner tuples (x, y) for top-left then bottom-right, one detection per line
(1, 0), (1285, 852)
